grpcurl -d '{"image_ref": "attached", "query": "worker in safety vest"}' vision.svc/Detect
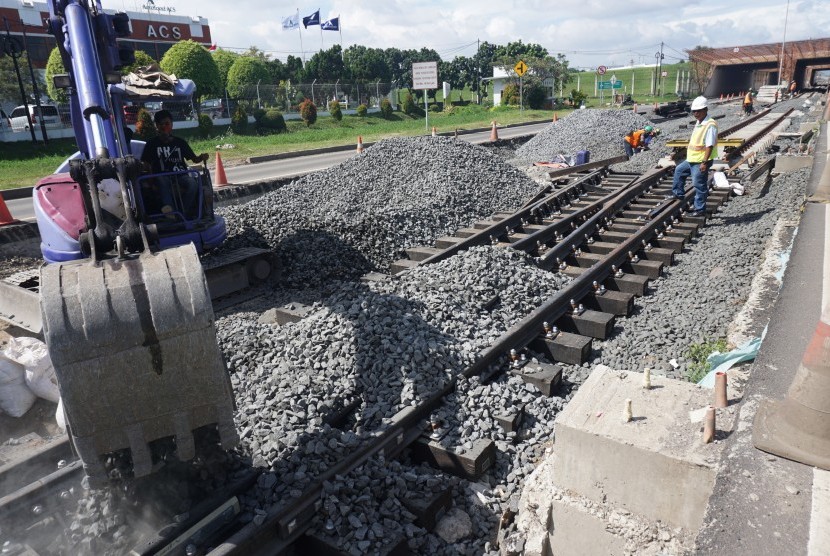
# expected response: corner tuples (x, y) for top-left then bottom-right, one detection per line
(743, 91), (753, 116)
(623, 126), (652, 157)
(667, 96), (718, 217)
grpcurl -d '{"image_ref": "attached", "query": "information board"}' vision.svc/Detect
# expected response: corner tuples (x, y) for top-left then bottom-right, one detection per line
(412, 61), (438, 90)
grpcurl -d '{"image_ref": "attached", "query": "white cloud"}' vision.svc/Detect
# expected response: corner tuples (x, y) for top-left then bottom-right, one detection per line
(141, 0), (829, 68)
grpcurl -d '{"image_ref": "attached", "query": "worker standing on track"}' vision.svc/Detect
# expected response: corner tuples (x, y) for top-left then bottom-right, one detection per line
(623, 126), (652, 157)
(668, 96), (718, 218)
(743, 90), (753, 116)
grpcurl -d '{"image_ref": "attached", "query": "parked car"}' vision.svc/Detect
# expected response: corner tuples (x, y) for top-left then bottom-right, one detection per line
(8, 104), (62, 132)
(199, 98), (225, 119)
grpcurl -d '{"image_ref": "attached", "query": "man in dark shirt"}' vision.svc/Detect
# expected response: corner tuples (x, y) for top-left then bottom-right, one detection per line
(140, 109), (208, 217)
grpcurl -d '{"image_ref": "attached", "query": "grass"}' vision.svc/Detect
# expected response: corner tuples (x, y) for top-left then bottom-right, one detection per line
(0, 105), (556, 191)
(685, 337), (729, 383)
(567, 62), (694, 106)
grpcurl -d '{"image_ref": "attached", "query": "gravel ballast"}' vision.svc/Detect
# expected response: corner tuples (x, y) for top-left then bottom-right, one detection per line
(214, 136), (545, 287)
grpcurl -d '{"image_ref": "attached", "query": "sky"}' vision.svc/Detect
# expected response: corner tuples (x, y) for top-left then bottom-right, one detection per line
(125, 0), (830, 71)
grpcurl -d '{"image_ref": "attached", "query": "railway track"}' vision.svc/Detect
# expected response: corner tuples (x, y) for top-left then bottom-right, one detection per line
(0, 104), (803, 554)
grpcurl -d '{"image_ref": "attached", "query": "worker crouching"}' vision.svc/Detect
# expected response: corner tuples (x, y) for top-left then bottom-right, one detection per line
(623, 125), (654, 157)
(669, 96), (718, 217)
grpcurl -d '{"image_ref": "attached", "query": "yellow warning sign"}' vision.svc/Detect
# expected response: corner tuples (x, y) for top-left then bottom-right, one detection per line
(514, 60), (528, 77)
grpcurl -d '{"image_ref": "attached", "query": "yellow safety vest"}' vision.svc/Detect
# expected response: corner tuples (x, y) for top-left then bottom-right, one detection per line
(687, 119), (718, 163)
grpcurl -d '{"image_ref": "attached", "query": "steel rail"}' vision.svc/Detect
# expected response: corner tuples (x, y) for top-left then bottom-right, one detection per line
(210, 167), (686, 556)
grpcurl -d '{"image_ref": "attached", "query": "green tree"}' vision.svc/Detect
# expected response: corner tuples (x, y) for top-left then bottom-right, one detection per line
(495, 40), (548, 60)
(197, 113), (213, 138)
(159, 40), (221, 101)
(344, 45), (390, 82)
(211, 49), (240, 92)
(44, 47), (67, 103)
(122, 50), (157, 75)
(284, 55), (304, 83)
(302, 45), (345, 82)
(226, 56), (271, 99)
(402, 92), (416, 115)
(356, 103), (367, 117)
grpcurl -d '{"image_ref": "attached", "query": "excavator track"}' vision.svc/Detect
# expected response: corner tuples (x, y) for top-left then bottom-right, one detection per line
(39, 244), (238, 486)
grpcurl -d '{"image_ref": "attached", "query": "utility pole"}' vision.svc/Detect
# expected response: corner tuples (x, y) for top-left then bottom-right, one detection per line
(477, 38), (481, 104)
(657, 42), (665, 98)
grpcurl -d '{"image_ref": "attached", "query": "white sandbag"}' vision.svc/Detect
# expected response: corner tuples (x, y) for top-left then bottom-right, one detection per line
(732, 184), (745, 196)
(0, 356), (37, 417)
(713, 171), (731, 189)
(3, 337), (60, 403)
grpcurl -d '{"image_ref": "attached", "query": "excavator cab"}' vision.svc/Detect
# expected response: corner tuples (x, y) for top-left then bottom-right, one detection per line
(35, 0), (237, 486)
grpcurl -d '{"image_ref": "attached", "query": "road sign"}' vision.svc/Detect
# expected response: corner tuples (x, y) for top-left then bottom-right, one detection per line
(661, 71), (668, 77)
(613, 80), (623, 89)
(610, 74), (617, 86)
(597, 65), (607, 75)
(598, 81), (624, 90)
(412, 61), (438, 90)
(514, 60), (528, 77)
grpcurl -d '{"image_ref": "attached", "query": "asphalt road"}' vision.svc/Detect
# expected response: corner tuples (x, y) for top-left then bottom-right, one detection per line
(5, 121), (549, 222)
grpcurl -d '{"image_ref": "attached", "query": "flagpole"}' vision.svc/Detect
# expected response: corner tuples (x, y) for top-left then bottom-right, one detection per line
(296, 9), (304, 63)
(338, 15), (342, 57)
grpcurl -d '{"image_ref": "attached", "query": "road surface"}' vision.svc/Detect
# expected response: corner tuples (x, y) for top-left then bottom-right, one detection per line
(6, 121), (549, 222)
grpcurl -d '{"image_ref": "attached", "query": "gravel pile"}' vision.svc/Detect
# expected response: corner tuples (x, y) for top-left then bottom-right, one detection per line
(514, 109), (654, 165)
(216, 246), (571, 520)
(214, 136), (544, 287)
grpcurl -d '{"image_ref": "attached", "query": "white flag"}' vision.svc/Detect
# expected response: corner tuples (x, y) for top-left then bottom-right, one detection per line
(282, 13), (299, 30)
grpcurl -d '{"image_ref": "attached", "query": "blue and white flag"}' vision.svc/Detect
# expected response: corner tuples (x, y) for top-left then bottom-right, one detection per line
(302, 9), (320, 28)
(321, 17), (339, 31)
(281, 12), (299, 30)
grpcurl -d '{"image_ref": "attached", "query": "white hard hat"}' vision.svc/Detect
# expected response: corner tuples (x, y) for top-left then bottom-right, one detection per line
(690, 96), (708, 110)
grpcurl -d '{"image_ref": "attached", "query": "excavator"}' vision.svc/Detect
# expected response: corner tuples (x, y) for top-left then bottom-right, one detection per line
(32, 0), (243, 486)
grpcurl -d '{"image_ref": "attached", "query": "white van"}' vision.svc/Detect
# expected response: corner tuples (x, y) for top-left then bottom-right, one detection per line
(9, 104), (62, 132)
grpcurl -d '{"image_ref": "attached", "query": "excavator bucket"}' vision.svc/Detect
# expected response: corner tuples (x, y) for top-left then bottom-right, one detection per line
(40, 244), (238, 486)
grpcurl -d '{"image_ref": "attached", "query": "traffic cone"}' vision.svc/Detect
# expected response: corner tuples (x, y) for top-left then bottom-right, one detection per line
(754, 317), (830, 470)
(213, 151), (229, 187)
(553, 113), (558, 122)
(431, 126), (437, 137)
(632, 103), (637, 113)
(0, 192), (16, 226)
(490, 121), (498, 141)
(356, 136), (364, 153)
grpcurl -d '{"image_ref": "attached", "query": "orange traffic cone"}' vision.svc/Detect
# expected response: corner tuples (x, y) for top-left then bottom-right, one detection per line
(553, 113), (558, 122)
(214, 151), (228, 187)
(0, 192), (16, 226)
(431, 126), (437, 137)
(356, 136), (364, 153)
(490, 121), (498, 141)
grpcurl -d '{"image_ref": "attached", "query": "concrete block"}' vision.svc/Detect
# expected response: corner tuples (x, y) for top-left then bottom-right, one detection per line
(774, 155), (813, 173)
(553, 366), (729, 531)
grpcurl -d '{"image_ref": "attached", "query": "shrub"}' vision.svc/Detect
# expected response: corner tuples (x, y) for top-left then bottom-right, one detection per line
(526, 83), (546, 109)
(252, 108), (266, 124)
(135, 109), (157, 140)
(197, 113), (213, 138)
(501, 83), (520, 106)
(328, 100), (342, 121)
(300, 99), (317, 126)
(231, 104), (248, 134)
(401, 93), (416, 115)
(260, 108), (287, 133)
(356, 103), (367, 117)
(428, 103), (442, 113)
(380, 98), (393, 119)
(570, 89), (588, 107)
